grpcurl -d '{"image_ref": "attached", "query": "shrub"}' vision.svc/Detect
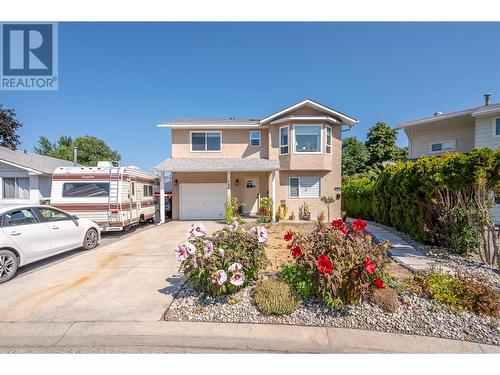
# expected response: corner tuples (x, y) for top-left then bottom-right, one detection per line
(224, 200), (233, 224)
(281, 262), (314, 299)
(370, 287), (399, 313)
(259, 197), (273, 217)
(282, 218), (391, 308)
(342, 148), (499, 264)
(408, 270), (500, 317)
(252, 279), (301, 315)
(175, 222), (269, 295)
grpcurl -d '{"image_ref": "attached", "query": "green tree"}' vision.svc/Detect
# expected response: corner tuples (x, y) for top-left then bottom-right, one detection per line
(0, 105), (22, 150)
(365, 122), (407, 172)
(34, 135), (121, 166)
(342, 136), (370, 176)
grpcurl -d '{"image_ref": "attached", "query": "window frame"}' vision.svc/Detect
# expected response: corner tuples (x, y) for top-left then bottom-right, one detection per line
(279, 125), (289, 156)
(189, 130), (222, 153)
(429, 139), (456, 153)
(34, 207), (72, 222)
(293, 124), (323, 154)
(2, 177), (30, 200)
(1, 207), (39, 227)
(326, 125), (332, 155)
(493, 118), (500, 138)
(288, 176), (321, 198)
(249, 130), (261, 148)
(62, 182), (110, 198)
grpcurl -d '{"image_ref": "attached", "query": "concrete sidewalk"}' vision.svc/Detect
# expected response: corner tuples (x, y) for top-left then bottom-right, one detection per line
(0, 321), (498, 353)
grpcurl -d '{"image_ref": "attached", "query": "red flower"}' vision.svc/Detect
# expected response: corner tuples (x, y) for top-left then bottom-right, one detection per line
(283, 229), (293, 242)
(364, 258), (376, 275)
(352, 218), (367, 232)
(374, 277), (385, 289)
(291, 245), (303, 258)
(331, 218), (344, 229)
(340, 223), (348, 234)
(317, 255), (334, 274)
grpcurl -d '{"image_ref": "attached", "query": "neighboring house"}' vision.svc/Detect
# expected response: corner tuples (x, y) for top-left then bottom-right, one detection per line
(395, 94), (500, 224)
(155, 99), (358, 221)
(0, 146), (74, 204)
(395, 94), (500, 159)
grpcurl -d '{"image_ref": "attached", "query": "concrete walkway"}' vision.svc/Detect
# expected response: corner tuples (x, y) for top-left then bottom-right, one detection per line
(363, 221), (436, 272)
(0, 321), (498, 353)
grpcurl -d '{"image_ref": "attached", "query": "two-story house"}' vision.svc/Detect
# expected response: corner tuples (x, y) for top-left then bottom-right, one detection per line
(395, 94), (500, 224)
(155, 99), (358, 222)
(395, 94), (500, 159)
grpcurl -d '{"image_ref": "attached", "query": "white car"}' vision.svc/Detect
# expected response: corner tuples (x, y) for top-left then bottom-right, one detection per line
(0, 204), (100, 283)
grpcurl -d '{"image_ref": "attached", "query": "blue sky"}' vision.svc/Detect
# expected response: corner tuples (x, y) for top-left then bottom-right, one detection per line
(2, 22), (500, 170)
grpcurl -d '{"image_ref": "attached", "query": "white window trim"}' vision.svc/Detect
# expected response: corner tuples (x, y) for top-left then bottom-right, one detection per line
(279, 125), (289, 156)
(493, 118), (500, 138)
(325, 125), (332, 155)
(288, 176), (321, 199)
(292, 124), (323, 154)
(249, 130), (261, 148)
(189, 130), (222, 153)
(429, 139), (456, 153)
(2, 177), (30, 200)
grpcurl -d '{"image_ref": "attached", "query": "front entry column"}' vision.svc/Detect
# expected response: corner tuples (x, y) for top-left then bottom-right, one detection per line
(226, 171), (231, 202)
(271, 171), (276, 222)
(159, 171), (166, 224)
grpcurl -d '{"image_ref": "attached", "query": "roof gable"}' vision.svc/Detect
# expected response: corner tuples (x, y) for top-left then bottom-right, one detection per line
(259, 99), (358, 126)
(0, 146), (75, 174)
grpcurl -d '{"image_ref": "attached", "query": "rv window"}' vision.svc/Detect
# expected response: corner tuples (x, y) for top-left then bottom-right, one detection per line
(131, 182), (135, 195)
(143, 184), (153, 197)
(62, 183), (110, 197)
(149, 186), (153, 196)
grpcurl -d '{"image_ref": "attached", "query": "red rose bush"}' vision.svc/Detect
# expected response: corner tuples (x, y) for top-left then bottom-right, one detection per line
(284, 218), (390, 308)
(176, 222), (268, 295)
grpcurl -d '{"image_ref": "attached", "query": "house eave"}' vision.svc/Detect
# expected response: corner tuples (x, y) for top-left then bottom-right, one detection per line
(157, 124), (266, 129)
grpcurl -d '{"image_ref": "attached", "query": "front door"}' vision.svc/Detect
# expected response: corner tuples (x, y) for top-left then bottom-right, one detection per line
(243, 177), (259, 215)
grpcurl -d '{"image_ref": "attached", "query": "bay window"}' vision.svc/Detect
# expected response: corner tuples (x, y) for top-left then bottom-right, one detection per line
(326, 125), (332, 154)
(294, 125), (322, 153)
(279, 126), (289, 155)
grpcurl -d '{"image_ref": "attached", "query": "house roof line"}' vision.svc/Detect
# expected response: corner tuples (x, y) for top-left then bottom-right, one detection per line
(0, 146), (75, 175)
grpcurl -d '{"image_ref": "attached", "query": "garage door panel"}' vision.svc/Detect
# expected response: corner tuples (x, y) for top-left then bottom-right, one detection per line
(180, 183), (226, 220)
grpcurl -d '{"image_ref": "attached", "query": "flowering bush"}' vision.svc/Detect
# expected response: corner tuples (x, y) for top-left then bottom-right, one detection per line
(175, 221), (268, 295)
(282, 218), (390, 308)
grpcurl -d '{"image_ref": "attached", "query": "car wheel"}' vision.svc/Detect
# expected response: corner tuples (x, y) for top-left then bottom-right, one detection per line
(82, 228), (99, 250)
(0, 249), (18, 284)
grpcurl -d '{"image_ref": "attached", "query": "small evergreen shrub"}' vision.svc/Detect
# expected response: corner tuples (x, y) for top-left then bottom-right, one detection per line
(281, 262), (314, 299)
(252, 279), (301, 315)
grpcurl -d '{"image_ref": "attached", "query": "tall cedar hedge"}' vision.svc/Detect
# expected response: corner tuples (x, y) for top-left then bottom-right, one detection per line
(342, 148), (500, 246)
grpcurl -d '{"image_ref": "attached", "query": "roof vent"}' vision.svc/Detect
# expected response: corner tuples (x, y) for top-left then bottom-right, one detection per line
(484, 93), (492, 106)
(434, 112), (444, 117)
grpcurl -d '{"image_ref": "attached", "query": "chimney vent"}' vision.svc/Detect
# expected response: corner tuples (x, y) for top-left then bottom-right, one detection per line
(434, 112), (444, 117)
(484, 93), (492, 106)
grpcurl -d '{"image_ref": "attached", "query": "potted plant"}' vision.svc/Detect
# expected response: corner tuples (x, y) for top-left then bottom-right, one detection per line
(258, 197), (273, 223)
(289, 211), (296, 220)
(299, 202), (310, 221)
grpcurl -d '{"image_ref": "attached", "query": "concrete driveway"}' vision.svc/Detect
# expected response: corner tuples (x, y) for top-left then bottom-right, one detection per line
(0, 221), (224, 322)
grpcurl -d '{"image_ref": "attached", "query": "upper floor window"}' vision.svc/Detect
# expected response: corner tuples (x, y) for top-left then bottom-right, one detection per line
(494, 118), (500, 137)
(279, 126), (289, 155)
(326, 125), (332, 154)
(294, 125), (322, 153)
(249, 131), (261, 147)
(2, 177), (29, 199)
(190, 131), (222, 152)
(430, 140), (455, 153)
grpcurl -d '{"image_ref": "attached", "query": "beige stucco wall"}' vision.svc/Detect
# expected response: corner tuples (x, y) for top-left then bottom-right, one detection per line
(172, 128), (269, 159)
(406, 120), (475, 159)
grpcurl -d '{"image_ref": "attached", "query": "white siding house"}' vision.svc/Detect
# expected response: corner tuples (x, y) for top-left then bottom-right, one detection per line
(0, 146), (74, 204)
(395, 95), (500, 224)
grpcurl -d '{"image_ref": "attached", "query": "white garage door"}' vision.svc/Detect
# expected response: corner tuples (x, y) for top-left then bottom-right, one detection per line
(180, 183), (226, 220)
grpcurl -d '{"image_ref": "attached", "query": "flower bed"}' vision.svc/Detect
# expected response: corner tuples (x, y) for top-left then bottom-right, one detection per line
(168, 219), (500, 346)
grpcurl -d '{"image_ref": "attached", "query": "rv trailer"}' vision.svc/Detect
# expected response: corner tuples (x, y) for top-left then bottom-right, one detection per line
(51, 161), (160, 231)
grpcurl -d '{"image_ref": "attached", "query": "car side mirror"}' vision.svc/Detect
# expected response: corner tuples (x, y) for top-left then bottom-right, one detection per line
(71, 215), (79, 220)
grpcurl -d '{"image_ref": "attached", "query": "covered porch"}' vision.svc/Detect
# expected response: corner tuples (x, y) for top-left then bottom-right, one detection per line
(155, 158), (280, 222)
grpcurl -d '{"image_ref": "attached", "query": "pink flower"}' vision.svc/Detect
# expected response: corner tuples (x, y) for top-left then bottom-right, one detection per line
(228, 220), (239, 232)
(203, 241), (214, 258)
(174, 245), (187, 262)
(230, 272), (245, 286)
(228, 262), (243, 272)
(188, 223), (206, 238)
(215, 270), (227, 285)
(218, 248), (225, 257)
(184, 242), (196, 255)
(257, 226), (268, 244)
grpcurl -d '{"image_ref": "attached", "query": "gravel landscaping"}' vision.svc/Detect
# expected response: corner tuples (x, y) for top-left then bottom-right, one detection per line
(365, 219), (500, 289)
(165, 282), (500, 346)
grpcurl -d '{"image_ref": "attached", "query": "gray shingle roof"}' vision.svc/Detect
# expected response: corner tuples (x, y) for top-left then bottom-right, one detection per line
(160, 118), (261, 126)
(155, 157), (279, 172)
(0, 146), (75, 174)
